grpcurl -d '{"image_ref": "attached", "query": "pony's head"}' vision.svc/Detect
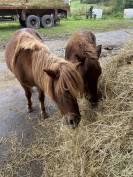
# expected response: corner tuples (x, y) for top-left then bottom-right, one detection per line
(65, 33), (102, 103)
(74, 41), (102, 101)
(44, 62), (83, 129)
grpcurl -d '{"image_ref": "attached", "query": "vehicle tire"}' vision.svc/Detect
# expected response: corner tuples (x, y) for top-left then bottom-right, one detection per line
(26, 15), (40, 29)
(41, 15), (54, 28)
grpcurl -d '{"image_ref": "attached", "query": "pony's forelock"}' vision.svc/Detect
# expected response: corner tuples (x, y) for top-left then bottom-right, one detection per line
(55, 62), (84, 98)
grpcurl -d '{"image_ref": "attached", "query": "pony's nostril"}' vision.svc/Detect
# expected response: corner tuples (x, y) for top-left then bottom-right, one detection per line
(63, 114), (81, 128)
(69, 119), (74, 125)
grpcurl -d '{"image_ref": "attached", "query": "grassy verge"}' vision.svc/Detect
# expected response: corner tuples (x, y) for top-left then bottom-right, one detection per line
(0, 22), (19, 44)
(0, 18), (133, 43)
(39, 18), (133, 37)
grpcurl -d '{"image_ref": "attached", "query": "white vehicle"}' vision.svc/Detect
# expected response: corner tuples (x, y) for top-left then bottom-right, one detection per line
(93, 9), (103, 19)
(124, 9), (133, 18)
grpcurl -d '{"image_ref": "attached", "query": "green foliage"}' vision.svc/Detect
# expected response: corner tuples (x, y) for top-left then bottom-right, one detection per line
(71, 0), (113, 16)
(80, 0), (99, 3)
(80, 0), (110, 4)
(111, 0), (133, 13)
(125, 0), (133, 8)
(79, 0), (133, 17)
(113, 0), (124, 12)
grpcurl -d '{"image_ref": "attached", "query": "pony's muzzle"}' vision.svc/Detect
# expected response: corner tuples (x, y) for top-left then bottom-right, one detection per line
(63, 113), (81, 129)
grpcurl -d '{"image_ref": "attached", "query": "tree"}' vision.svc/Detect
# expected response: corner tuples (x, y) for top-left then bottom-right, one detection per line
(125, 0), (133, 8)
(112, 0), (125, 12)
(112, 0), (133, 11)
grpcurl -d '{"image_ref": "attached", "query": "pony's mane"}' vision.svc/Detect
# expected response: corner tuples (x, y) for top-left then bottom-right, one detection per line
(55, 62), (83, 98)
(33, 49), (83, 99)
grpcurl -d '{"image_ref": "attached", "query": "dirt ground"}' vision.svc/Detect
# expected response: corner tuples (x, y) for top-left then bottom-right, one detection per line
(0, 28), (133, 176)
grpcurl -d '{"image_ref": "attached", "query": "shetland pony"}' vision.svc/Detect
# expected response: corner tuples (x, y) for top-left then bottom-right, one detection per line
(5, 28), (83, 128)
(65, 31), (102, 103)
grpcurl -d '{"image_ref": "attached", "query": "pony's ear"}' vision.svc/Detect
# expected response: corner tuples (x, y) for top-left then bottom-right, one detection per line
(43, 69), (59, 79)
(96, 45), (102, 58)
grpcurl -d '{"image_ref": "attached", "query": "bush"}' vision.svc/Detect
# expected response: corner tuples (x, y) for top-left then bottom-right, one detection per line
(80, 0), (110, 3)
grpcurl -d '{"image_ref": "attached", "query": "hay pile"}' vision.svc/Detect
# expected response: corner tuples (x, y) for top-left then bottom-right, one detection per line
(0, 0), (69, 7)
(0, 42), (133, 177)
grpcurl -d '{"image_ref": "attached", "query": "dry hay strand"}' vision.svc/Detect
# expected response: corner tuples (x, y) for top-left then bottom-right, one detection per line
(0, 41), (133, 177)
(0, 0), (69, 7)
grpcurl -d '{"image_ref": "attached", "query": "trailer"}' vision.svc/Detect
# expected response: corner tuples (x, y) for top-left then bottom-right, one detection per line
(0, 0), (70, 28)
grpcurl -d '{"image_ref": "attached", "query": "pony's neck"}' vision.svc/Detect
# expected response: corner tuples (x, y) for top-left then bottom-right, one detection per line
(32, 47), (60, 97)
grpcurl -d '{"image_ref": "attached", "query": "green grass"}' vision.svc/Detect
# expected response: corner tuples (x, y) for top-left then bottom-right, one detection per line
(39, 19), (133, 37)
(38, 18), (133, 37)
(0, 18), (133, 43)
(0, 22), (19, 42)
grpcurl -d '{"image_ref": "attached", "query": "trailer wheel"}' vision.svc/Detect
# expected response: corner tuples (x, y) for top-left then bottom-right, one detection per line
(26, 15), (40, 29)
(41, 15), (54, 28)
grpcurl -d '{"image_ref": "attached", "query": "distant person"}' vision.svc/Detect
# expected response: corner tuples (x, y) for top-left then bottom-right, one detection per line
(89, 6), (94, 19)
(86, 6), (94, 19)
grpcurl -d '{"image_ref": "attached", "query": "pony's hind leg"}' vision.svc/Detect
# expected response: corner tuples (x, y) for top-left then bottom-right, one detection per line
(23, 86), (33, 113)
(38, 88), (48, 118)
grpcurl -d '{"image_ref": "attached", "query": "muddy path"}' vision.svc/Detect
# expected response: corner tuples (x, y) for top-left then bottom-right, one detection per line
(0, 28), (133, 175)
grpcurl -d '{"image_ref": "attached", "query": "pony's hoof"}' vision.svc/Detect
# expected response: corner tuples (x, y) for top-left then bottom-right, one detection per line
(40, 112), (49, 119)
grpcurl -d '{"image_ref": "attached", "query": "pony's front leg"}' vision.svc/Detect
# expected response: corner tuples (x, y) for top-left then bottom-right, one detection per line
(38, 88), (48, 119)
(22, 86), (33, 113)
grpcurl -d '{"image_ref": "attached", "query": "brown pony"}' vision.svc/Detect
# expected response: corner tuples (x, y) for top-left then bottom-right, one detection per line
(65, 31), (102, 104)
(5, 28), (83, 129)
